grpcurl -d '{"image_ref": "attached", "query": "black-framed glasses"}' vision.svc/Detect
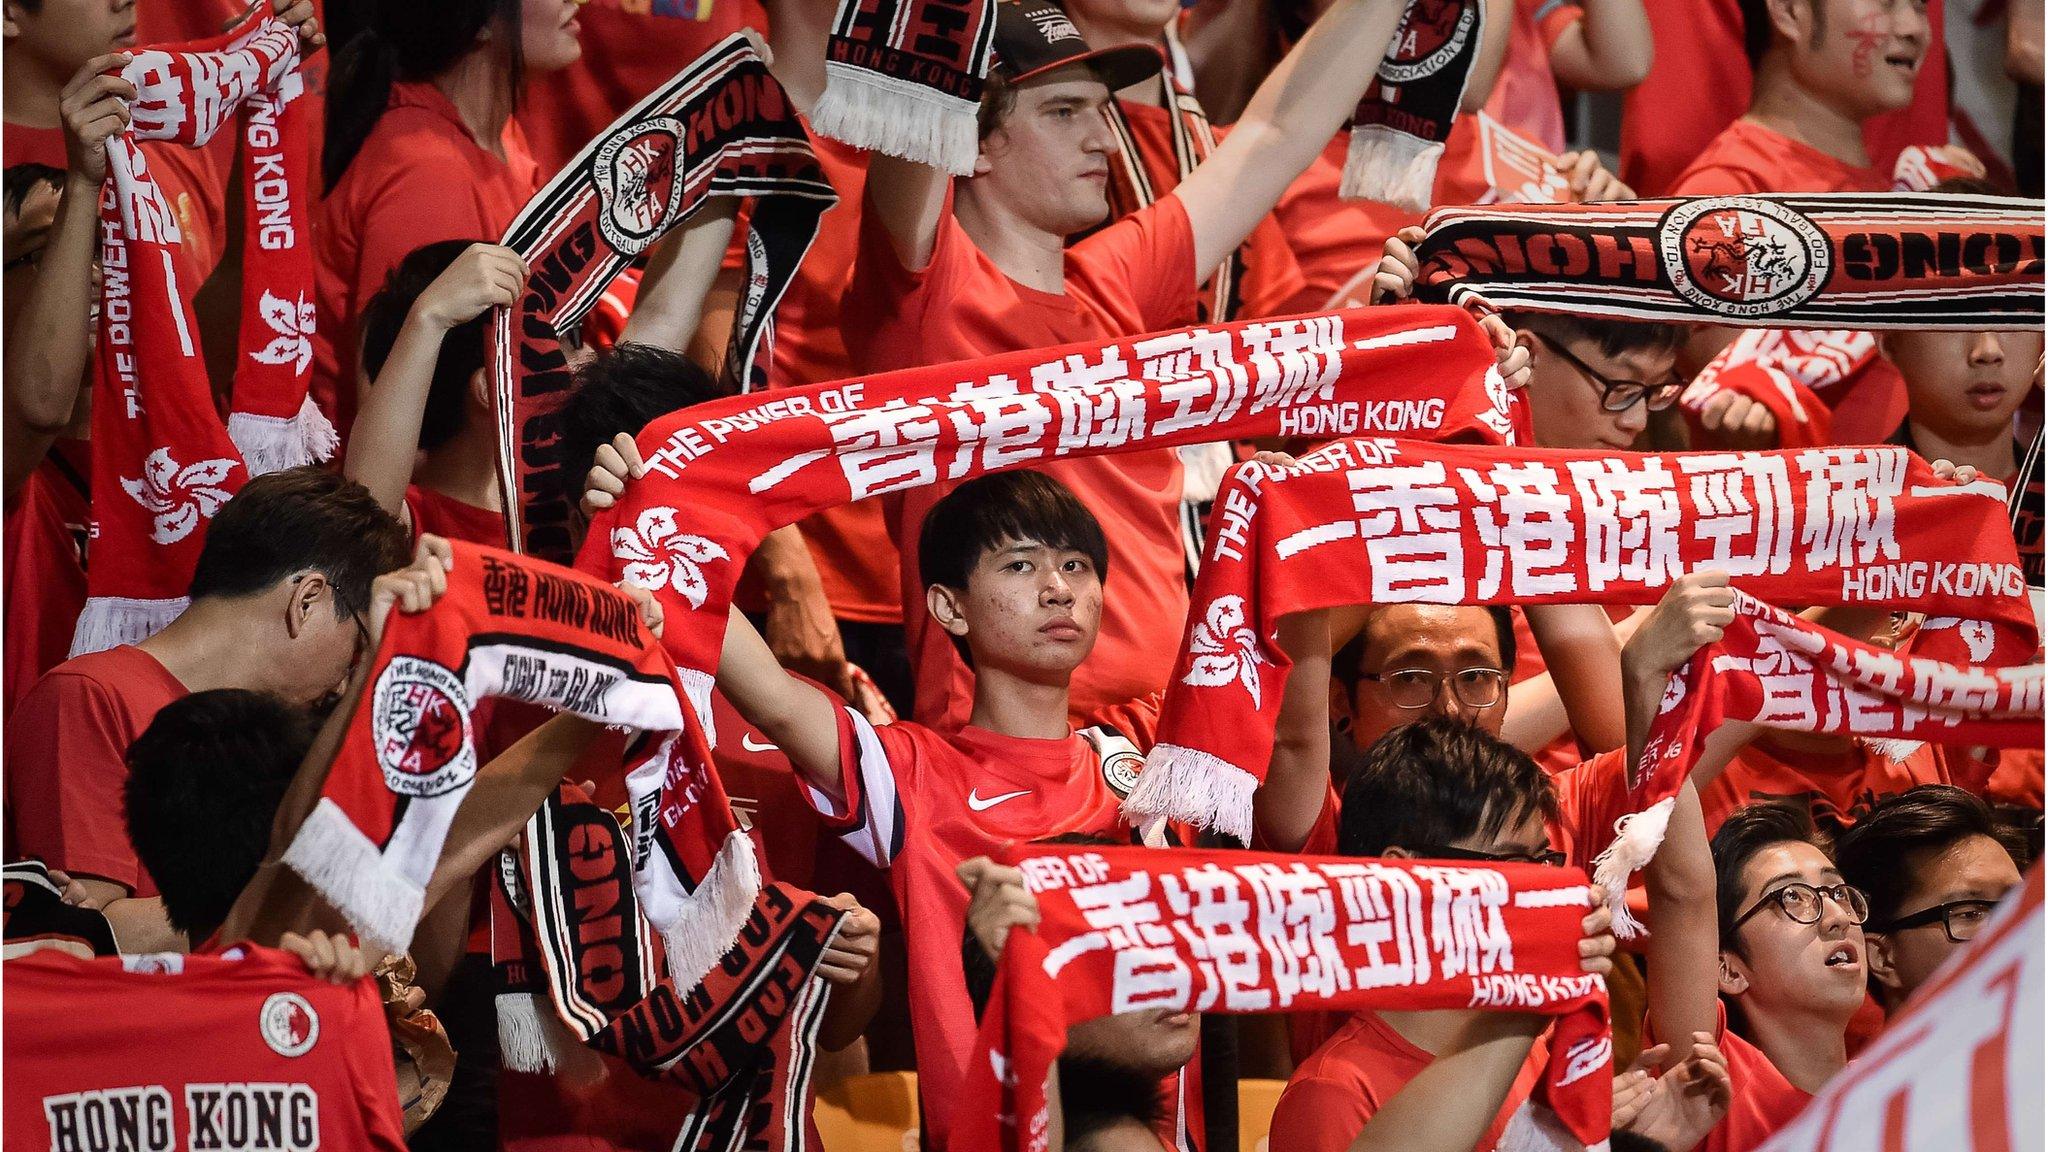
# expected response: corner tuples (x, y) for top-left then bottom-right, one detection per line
(1530, 332), (1685, 414)
(1405, 843), (1568, 869)
(1359, 667), (1507, 710)
(1868, 898), (2001, 944)
(1732, 881), (1870, 931)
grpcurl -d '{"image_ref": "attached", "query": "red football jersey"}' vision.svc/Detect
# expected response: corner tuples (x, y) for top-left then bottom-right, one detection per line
(5, 945), (408, 1151)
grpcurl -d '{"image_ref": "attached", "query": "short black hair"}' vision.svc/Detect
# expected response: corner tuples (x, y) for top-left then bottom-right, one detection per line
(1332, 604), (1517, 694)
(918, 470), (1110, 592)
(3, 163), (62, 217)
(359, 239), (485, 452)
(551, 341), (729, 513)
(1835, 785), (2009, 927)
(1711, 801), (1825, 952)
(1609, 1134), (1673, 1152)
(125, 690), (313, 939)
(1060, 1057), (1169, 1148)
(1335, 718), (1556, 858)
(1738, 0), (1825, 66)
(1504, 311), (1687, 363)
(187, 467), (410, 622)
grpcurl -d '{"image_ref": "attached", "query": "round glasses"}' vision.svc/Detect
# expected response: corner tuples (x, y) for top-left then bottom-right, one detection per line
(1359, 667), (1507, 710)
(1869, 898), (2001, 944)
(1531, 332), (1686, 414)
(1732, 881), (1870, 932)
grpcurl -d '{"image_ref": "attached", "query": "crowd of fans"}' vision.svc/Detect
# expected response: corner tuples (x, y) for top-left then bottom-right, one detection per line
(1, 0), (2042, 1150)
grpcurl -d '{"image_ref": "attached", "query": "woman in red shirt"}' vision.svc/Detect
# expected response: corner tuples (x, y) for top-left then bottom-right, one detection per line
(313, 0), (583, 434)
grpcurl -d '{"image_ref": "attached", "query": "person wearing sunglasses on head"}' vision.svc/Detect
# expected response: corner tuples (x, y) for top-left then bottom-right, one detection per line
(1833, 785), (2026, 1016)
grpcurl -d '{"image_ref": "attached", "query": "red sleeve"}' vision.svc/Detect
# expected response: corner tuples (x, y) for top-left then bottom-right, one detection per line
(792, 708), (923, 870)
(1528, 0), (1585, 50)
(1268, 1072), (1378, 1152)
(843, 186), (967, 368)
(4, 673), (147, 892)
(1076, 196), (1199, 333)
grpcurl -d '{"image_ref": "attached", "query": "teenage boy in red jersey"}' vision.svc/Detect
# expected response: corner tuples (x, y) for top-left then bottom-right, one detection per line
(712, 468), (1330, 1149)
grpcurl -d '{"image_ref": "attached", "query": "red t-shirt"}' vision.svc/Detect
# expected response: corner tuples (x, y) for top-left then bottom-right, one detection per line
(1272, 133), (1419, 309)
(403, 484), (507, 546)
(314, 81), (540, 434)
(4, 946), (408, 1151)
(1687, 1001), (1812, 1152)
(4, 446), (90, 721)
(1270, 1009), (1547, 1152)
(1938, 743), (2045, 810)
(4, 122), (230, 280)
(800, 704), (1159, 1150)
(4, 645), (188, 895)
(1698, 737), (1949, 837)
(847, 194), (1198, 730)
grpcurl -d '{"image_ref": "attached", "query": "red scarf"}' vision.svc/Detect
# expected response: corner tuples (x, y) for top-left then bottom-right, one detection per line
(1124, 441), (2039, 845)
(1343, 0), (1487, 209)
(489, 35), (834, 561)
(958, 844), (1612, 1152)
(807, 0), (996, 175)
(281, 542), (735, 964)
(75, 15), (322, 657)
(1415, 193), (2044, 329)
(1678, 330), (1859, 451)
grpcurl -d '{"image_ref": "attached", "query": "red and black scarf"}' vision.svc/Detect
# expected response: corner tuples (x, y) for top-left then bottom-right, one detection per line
(489, 34), (835, 562)
(75, 14), (324, 656)
(1097, 68), (1241, 324)
(807, 0), (997, 175)
(960, 844), (1613, 1152)
(1342, 0), (1486, 209)
(1415, 193), (2045, 329)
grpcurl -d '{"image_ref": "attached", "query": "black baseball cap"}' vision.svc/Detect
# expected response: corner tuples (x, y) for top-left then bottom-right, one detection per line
(992, 0), (1166, 90)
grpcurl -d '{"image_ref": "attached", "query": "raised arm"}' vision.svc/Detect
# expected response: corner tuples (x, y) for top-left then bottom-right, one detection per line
(1171, 0), (1425, 275)
(618, 198), (738, 353)
(1545, 0), (1654, 91)
(1524, 603), (1627, 753)
(1256, 609), (1335, 852)
(5, 54), (132, 499)
(1344, 1012), (1547, 1152)
(717, 603), (855, 805)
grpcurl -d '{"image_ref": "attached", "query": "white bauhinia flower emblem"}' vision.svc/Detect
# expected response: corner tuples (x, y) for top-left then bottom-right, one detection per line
(248, 290), (315, 375)
(120, 448), (237, 544)
(610, 506), (729, 609)
(1181, 594), (1267, 706)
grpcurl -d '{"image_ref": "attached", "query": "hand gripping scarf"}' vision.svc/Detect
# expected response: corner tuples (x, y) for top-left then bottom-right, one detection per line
(73, 15), (327, 657)
(282, 541), (714, 959)
(1604, 591), (2044, 934)
(492, 785), (850, 1151)
(1122, 440), (2040, 848)
(958, 844), (1613, 1152)
(489, 34), (835, 562)
(1414, 193), (2045, 329)
(1678, 330), (1845, 451)
(1342, 0), (1486, 208)
(806, 0), (997, 175)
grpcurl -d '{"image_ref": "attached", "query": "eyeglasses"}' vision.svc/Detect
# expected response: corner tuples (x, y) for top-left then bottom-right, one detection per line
(1868, 898), (2002, 944)
(1530, 332), (1685, 414)
(1404, 843), (1568, 869)
(1732, 881), (1870, 932)
(1359, 667), (1507, 710)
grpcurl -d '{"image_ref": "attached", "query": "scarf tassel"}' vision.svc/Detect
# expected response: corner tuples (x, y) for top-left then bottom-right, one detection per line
(228, 395), (338, 476)
(1123, 743), (1259, 846)
(655, 827), (762, 990)
(495, 993), (609, 1082)
(809, 63), (979, 176)
(281, 796), (425, 956)
(69, 595), (189, 659)
(1341, 124), (1442, 211)
(1589, 794), (1675, 942)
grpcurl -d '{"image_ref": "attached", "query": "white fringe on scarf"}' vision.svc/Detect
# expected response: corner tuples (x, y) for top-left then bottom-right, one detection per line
(1590, 794), (1675, 941)
(69, 595), (188, 658)
(281, 796), (424, 956)
(1496, 1101), (1606, 1152)
(228, 395), (338, 475)
(496, 992), (587, 1074)
(1341, 124), (1442, 211)
(655, 828), (762, 991)
(1122, 743), (1259, 846)
(810, 61), (979, 176)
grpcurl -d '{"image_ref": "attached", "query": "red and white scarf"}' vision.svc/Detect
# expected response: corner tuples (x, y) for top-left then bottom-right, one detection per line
(1415, 193), (2044, 329)
(281, 542), (736, 969)
(1677, 329), (1874, 451)
(489, 34), (834, 561)
(807, 0), (997, 175)
(1343, 0), (1487, 209)
(959, 843), (1613, 1152)
(74, 14), (325, 656)
(1123, 440), (2039, 846)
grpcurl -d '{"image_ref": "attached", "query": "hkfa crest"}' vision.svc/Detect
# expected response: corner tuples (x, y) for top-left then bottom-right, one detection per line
(1379, 0), (1477, 84)
(592, 117), (686, 258)
(1101, 749), (1144, 797)
(1659, 198), (1831, 319)
(372, 657), (477, 798)
(259, 991), (319, 1058)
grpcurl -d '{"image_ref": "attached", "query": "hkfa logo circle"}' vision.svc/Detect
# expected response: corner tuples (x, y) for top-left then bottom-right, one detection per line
(593, 117), (686, 258)
(1101, 750), (1145, 798)
(260, 992), (319, 1058)
(1379, 0), (1477, 84)
(1659, 198), (1831, 319)
(372, 657), (477, 798)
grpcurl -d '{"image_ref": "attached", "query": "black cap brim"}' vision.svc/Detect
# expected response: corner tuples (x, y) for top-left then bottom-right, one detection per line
(1009, 43), (1165, 93)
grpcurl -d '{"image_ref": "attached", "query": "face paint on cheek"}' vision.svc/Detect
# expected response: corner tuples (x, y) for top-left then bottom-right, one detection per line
(1847, 12), (1888, 77)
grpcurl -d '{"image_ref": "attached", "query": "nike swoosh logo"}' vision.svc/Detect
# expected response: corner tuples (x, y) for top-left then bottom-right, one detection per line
(741, 733), (778, 753)
(966, 788), (1032, 812)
